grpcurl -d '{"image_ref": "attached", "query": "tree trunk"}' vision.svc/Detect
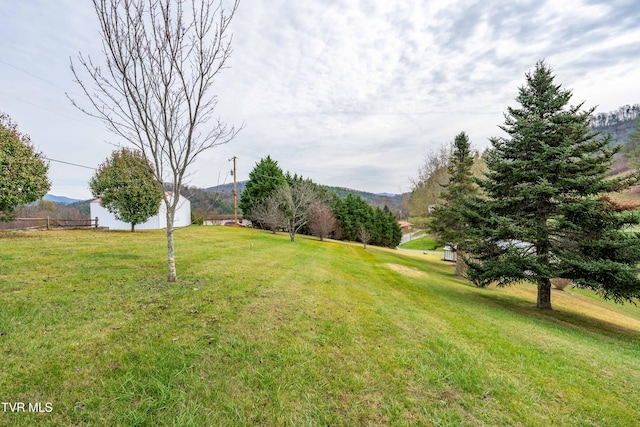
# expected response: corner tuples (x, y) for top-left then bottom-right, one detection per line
(455, 250), (464, 276)
(131, 222), (135, 232)
(537, 280), (552, 310)
(166, 210), (177, 282)
(288, 218), (296, 242)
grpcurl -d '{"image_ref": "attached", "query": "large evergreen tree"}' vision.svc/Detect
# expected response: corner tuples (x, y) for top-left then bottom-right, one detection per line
(239, 156), (286, 223)
(333, 194), (371, 242)
(90, 148), (163, 232)
(428, 132), (478, 275)
(462, 61), (640, 310)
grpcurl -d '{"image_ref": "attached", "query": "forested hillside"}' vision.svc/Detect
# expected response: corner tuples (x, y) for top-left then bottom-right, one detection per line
(207, 181), (406, 217)
(591, 104), (640, 204)
(591, 103), (640, 146)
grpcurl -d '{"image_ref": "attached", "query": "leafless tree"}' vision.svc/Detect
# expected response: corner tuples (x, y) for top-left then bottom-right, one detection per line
(252, 195), (287, 234)
(407, 145), (451, 216)
(69, 0), (241, 281)
(358, 225), (371, 249)
(272, 182), (318, 242)
(308, 200), (337, 241)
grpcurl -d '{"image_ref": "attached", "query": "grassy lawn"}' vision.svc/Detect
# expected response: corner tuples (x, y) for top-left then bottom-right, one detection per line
(1, 227), (639, 426)
(399, 232), (443, 251)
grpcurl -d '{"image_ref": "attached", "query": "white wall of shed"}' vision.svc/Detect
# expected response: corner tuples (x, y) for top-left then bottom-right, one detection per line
(89, 195), (191, 230)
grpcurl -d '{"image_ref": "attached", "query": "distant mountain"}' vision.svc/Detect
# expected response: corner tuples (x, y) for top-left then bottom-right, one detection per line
(205, 181), (405, 214)
(206, 181), (247, 194)
(43, 194), (82, 205)
(325, 186), (403, 205)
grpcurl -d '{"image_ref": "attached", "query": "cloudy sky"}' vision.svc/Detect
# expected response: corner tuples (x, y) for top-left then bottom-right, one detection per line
(1, 0), (640, 199)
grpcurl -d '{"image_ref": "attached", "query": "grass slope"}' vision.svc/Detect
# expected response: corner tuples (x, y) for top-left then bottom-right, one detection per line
(399, 233), (443, 251)
(1, 227), (639, 426)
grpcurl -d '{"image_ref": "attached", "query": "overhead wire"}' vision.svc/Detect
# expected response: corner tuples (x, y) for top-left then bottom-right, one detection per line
(0, 58), (121, 171)
(43, 157), (95, 170)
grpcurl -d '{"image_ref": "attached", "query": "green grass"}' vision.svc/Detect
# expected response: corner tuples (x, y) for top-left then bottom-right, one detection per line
(399, 232), (443, 251)
(1, 227), (640, 426)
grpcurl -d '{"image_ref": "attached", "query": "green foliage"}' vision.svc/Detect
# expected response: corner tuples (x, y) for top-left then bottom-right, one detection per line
(239, 156), (286, 222)
(191, 210), (205, 225)
(462, 60), (640, 309)
(429, 132), (478, 248)
(242, 156), (401, 248)
(0, 113), (50, 221)
(90, 148), (163, 231)
(324, 185), (404, 213)
(333, 194), (401, 248)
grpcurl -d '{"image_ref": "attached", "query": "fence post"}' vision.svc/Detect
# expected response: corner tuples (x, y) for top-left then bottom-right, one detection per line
(95, 217), (99, 228)
(46, 216), (50, 230)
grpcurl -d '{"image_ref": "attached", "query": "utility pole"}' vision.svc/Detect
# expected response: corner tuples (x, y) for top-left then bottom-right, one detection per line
(230, 156), (238, 226)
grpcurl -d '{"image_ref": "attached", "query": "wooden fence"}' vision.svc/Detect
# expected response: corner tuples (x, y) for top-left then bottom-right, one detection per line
(0, 217), (99, 231)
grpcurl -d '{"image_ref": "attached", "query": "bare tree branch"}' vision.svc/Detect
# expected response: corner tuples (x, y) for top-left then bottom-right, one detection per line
(273, 182), (318, 243)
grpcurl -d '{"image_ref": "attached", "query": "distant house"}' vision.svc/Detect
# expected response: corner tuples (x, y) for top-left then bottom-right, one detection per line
(90, 192), (191, 230)
(398, 221), (413, 234)
(203, 214), (251, 227)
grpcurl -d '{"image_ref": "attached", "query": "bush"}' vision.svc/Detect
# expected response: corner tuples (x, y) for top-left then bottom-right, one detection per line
(551, 278), (572, 291)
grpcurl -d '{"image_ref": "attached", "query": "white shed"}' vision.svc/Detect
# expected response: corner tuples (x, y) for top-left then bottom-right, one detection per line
(443, 245), (456, 262)
(90, 192), (191, 231)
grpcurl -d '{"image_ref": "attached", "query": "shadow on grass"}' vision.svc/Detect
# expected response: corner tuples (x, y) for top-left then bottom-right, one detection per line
(460, 282), (640, 342)
(0, 231), (45, 239)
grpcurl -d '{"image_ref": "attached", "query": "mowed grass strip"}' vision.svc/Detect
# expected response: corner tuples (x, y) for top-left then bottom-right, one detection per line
(398, 232), (443, 251)
(1, 227), (639, 426)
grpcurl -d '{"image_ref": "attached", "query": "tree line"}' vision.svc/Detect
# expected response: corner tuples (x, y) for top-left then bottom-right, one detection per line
(590, 104), (640, 128)
(239, 155), (402, 248)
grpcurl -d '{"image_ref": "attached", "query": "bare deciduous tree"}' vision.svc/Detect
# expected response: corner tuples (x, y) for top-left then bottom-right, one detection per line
(358, 225), (371, 249)
(407, 145), (451, 216)
(252, 195), (287, 234)
(308, 200), (337, 241)
(69, 0), (241, 281)
(272, 182), (318, 242)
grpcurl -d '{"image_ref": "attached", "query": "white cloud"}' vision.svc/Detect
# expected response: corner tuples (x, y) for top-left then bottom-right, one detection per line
(1, 0), (639, 199)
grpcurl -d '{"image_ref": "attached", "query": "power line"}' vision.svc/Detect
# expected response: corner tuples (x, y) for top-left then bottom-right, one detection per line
(0, 59), (120, 149)
(44, 157), (95, 170)
(0, 58), (82, 96)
